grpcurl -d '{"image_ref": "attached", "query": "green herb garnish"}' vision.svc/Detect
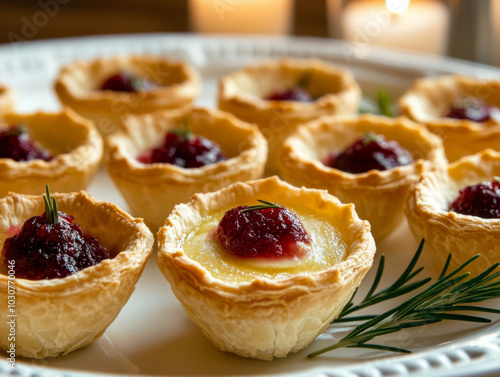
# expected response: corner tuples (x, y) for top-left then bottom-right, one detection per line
(43, 184), (59, 224)
(170, 118), (192, 141)
(362, 132), (380, 147)
(240, 200), (282, 213)
(298, 72), (312, 89)
(377, 86), (395, 117)
(308, 239), (500, 357)
(5, 124), (27, 137)
(494, 176), (500, 183)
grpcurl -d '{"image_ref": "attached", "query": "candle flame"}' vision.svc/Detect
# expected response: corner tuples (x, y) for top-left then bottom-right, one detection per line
(385, 0), (410, 16)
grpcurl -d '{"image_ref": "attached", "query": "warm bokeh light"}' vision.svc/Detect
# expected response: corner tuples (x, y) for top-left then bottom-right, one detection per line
(386, 0), (411, 15)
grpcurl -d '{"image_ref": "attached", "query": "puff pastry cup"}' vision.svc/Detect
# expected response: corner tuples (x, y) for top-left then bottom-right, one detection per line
(0, 190), (154, 358)
(105, 107), (267, 231)
(0, 109), (102, 197)
(278, 114), (447, 242)
(0, 85), (15, 114)
(399, 74), (500, 162)
(54, 55), (200, 136)
(218, 58), (361, 173)
(405, 148), (500, 276)
(157, 176), (375, 360)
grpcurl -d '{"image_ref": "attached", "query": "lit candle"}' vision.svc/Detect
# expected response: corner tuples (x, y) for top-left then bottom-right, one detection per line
(331, 0), (450, 56)
(189, 0), (294, 35)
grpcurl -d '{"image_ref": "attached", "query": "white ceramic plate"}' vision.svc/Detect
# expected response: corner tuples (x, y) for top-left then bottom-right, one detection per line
(1, 34), (500, 377)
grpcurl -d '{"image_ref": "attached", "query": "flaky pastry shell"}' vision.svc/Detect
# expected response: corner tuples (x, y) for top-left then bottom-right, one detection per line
(54, 55), (200, 136)
(278, 114), (447, 242)
(105, 107), (267, 231)
(157, 176), (375, 360)
(0, 109), (102, 197)
(218, 58), (361, 173)
(399, 75), (500, 162)
(0, 190), (154, 358)
(0, 85), (15, 114)
(405, 149), (500, 276)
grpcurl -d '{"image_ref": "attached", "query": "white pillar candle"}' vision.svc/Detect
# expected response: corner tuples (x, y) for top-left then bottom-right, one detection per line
(189, 0), (294, 35)
(334, 0), (450, 55)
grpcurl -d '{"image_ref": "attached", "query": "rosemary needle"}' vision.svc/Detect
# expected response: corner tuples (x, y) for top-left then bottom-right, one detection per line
(308, 239), (500, 358)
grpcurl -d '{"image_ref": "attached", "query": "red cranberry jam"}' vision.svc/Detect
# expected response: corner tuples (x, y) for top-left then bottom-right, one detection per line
(449, 179), (500, 219)
(265, 73), (314, 102)
(2, 188), (110, 280)
(137, 129), (226, 168)
(216, 200), (311, 260)
(100, 72), (158, 93)
(0, 125), (52, 162)
(265, 87), (313, 102)
(324, 133), (413, 174)
(445, 97), (500, 123)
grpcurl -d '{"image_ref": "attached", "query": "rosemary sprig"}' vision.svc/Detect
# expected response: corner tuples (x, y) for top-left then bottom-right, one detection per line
(298, 71), (312, 89)
(334, 239), (431, 323)
(308, 239), (500, 358)
(240, 200), (282, 213)
(377, 86), (394, 117)
(5, 124), (27, 137)
(43, 184), (59, 224)
(362, 132), (381, 147)
(171, 118), (192, 141)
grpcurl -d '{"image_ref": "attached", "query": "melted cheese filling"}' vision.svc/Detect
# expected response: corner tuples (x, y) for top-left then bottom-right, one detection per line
(183, 208), (347, 284)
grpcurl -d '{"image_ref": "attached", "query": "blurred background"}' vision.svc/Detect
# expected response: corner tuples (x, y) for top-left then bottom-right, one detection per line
(0, 0), (498, 66)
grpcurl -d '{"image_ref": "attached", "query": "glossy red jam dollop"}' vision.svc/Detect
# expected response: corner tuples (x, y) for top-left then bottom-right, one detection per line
(100, 72), (158, 93)
(445, 97), (500, 123)
(449, 179), (500, 219)
(216, 201), (311, 259)
(2, 212), (110, 280)
(137, 131), (226, 168)
(265, 87), (313, 102)
(324, 133), (413, 174)
(0, 125), (52, 162)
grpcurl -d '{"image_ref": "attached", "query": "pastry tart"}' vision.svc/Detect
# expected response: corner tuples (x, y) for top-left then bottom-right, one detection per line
(0, 109), (102, 197)
(105, 107), (267, 231)
(0, 85), (15, 114)
(157, 176), (375, 360)
(278, 114), (447, 242)
(405, 148), (500, 276)
(399, 75), (500, 162)
(218, 58), (361, 173)
(54, 55), (200, 136)
(0, 190), (154, 358)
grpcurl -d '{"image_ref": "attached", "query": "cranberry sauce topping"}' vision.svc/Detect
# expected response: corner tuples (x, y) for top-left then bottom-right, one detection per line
(2, 187), (110, 280)
(264, 73), (314, 102)
(324, 133), (414, 174)
(100, 72), (158, 93)
(0, 125), (52, 162)
(449, 179), (500, 219)
(216, 200), (311, 260)
(265, 87), (313, 102)
(445, 97), (500, 123)
(137, 130), (226, 168)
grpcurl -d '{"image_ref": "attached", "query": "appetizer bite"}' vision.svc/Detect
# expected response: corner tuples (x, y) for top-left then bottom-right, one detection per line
(157, 177), (375, 360)
(0, 187), (153, 358)
(218, 58), (361, 173)
(405, 148), (500, 276)
(399, 75), (500, 162)
(105, 107), (267, 231)
(0, 110), (102, 197)
(278, 114), (446, 242)
(54, 55), (200, 136)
